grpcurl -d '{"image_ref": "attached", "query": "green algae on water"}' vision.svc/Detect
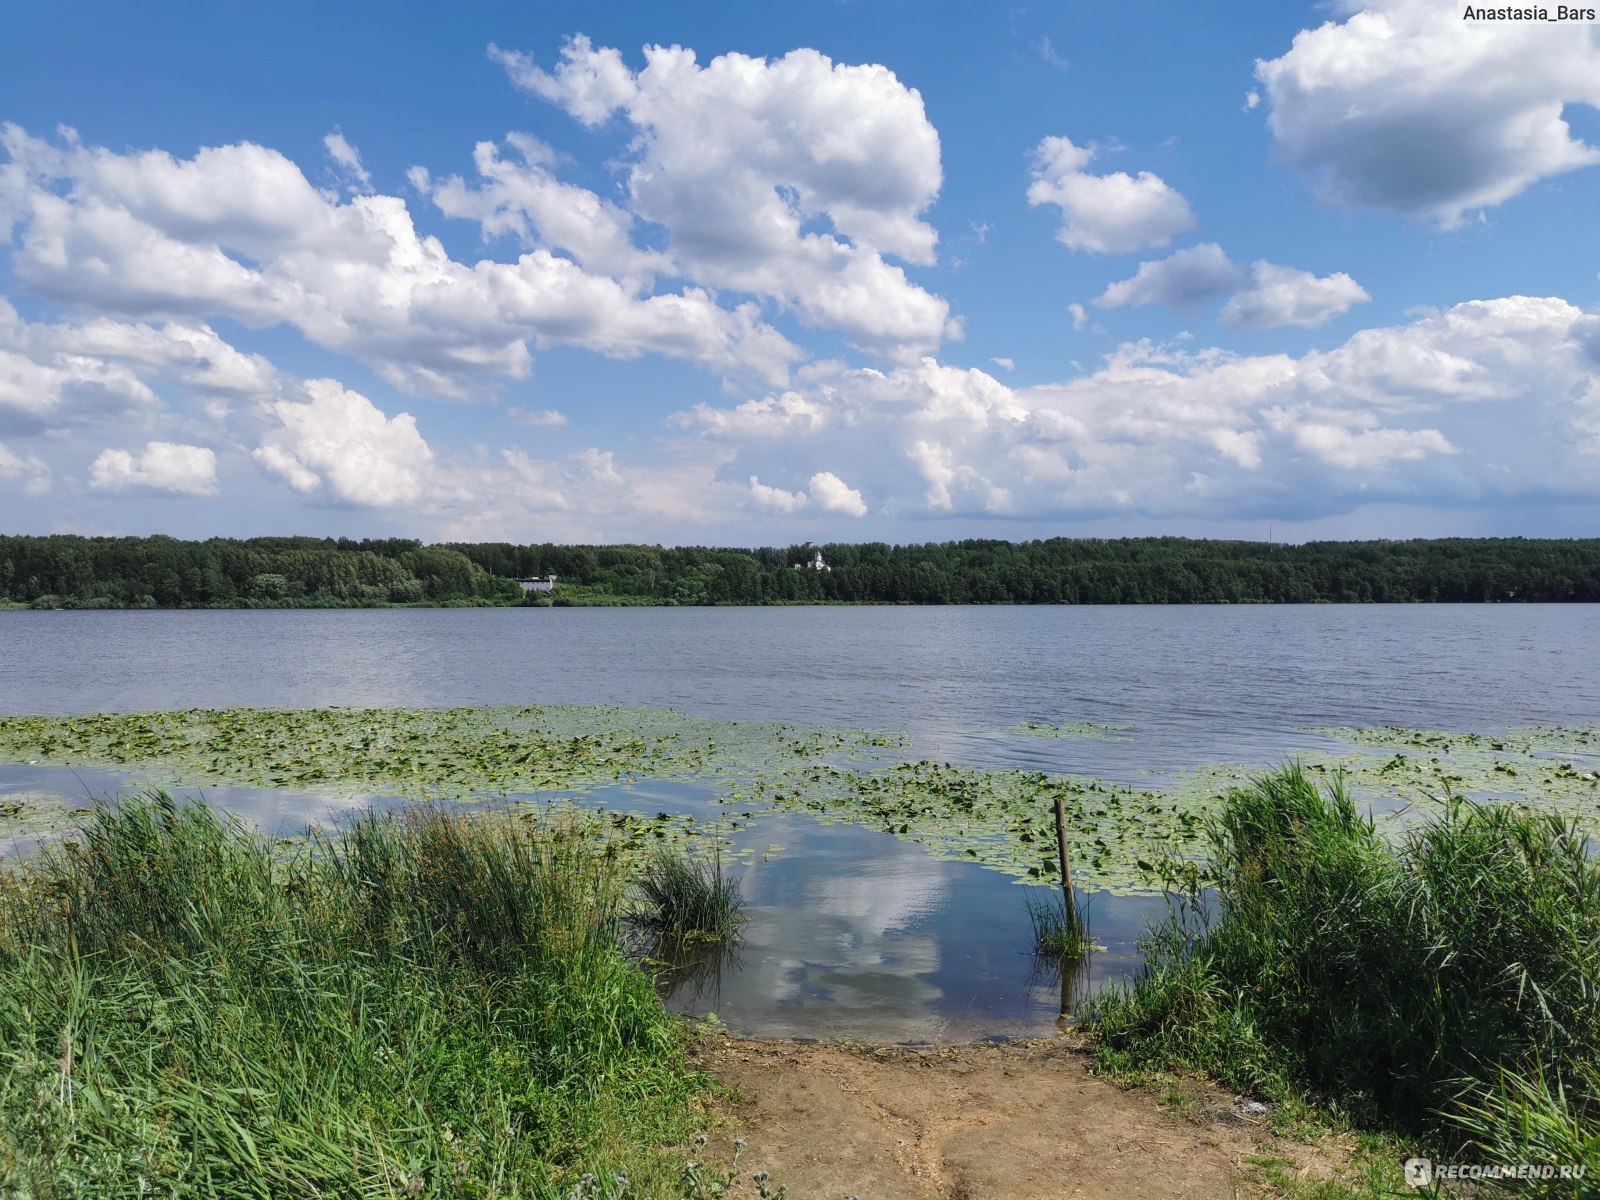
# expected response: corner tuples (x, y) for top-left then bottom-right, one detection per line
(1, 707), (1595, 898)
(0, 705), (906, 800)
(0, 790), (81, 846)
(0, 706), (1195, 893)
(1007, 721), (1134, 741)
(1306, 723), (1600, 834)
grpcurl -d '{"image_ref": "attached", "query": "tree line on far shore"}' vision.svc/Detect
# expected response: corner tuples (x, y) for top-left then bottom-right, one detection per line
(4, 533), (1600, 609)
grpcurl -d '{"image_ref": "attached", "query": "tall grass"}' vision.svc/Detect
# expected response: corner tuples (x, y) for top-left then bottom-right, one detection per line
(1090, 765), (1600, 1183)
(0, 793), (706, 1198)
(632, 851), (747, 944)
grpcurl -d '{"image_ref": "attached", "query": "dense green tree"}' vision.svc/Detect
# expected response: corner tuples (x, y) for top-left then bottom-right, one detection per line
(4, 533), (1600, 609)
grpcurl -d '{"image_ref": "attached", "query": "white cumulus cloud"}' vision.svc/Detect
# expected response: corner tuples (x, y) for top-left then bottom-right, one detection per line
(807, 470), (868, 517)
(748, 475), (808, 513)
(253, 378), (434, 507)
(0, 124), (801, 399)
(490, 37), (638, 127)
(323, 129), (371, 190)
(495, 37), (953, 359)
(0, 440), (50, 495)
(1027, 135), (1197, 254)
(748, 470), (868, 517)
(1098, 246), (1370, 329)
(1097, 244), (1245, 313)
(414, 133), (670, 289)
(676, 390), (833, 439)
(1278, 421), (1455, 471)
(90, 441), (218, 496)
(0, 298), (274, 435)
(1220, 262), (1370, 330)
(678, 295), (1599, 526)
(1256, 0), (1600, 225)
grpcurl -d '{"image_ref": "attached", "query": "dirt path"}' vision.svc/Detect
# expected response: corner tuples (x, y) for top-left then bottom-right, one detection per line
(692, 1035), (1348, 1200)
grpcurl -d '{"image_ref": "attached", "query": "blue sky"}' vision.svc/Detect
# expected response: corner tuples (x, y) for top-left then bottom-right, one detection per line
(2, 0), (1598, 544)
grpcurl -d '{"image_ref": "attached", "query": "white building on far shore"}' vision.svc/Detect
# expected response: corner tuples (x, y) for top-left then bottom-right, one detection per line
(792, 545), (830, 572)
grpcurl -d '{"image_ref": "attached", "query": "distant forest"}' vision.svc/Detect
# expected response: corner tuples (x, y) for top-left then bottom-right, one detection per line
(4, 534), (1600, 609)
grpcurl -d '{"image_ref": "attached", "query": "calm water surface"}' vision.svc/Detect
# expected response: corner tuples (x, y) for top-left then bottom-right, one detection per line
(3, 605), (1596, 1040)
(6, 605), (1597, 772)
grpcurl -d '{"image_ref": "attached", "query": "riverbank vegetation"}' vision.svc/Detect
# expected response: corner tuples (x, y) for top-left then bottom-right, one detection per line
(0, 795), (720, 1197)
(6, 533), (1600, 608)
(1090, 766), (1600, 1190)
(2, 732), (1596, 1194)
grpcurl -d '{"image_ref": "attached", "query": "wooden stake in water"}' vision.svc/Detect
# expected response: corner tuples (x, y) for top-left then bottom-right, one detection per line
(1053, 793), (1077, 931)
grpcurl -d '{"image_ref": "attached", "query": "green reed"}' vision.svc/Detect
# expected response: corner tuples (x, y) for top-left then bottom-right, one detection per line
(1026, 888), (1092, 961)
(632, 851), (747, 944)
(1090, 765), (1600, 1188)
(0, 793), (708, 1198)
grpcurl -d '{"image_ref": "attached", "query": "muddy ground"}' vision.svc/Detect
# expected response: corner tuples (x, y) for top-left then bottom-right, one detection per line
(692, 1035), (1354, 1200)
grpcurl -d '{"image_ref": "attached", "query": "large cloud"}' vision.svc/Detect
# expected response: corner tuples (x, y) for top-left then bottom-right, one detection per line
(492, 38), (954, 360)
(0, 298), (273, 436)
(3, 279), (1589, 541)
(0, 291), (748, 531)
(677, 296), (1600, 523)
(413, 133), (670, 291)
(0, 124), (801, 399)
(0, 287), (775, 534)
(1256, 0), (1600, 224)
(1026, 136), (1197, 254)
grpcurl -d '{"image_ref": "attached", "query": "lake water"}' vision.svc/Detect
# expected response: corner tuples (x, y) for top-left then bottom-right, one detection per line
(3, 605), (1597, 1040)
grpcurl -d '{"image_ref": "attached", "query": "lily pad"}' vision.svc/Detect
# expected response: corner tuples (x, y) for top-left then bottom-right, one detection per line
(1, 708), (1593, 897)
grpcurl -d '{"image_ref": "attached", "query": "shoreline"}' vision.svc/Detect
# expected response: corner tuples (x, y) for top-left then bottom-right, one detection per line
(692, 1031), (1356, 1199)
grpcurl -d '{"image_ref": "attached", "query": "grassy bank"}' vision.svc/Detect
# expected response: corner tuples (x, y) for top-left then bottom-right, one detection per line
(0, 796), (712, 1198)
(1090, 765), (1600, 1192)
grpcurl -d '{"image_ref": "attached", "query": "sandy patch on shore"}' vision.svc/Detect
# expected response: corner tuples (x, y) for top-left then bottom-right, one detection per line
(693, 1035), (1350, 1200)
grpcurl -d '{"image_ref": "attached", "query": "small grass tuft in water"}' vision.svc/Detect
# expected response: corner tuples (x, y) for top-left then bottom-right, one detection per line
(1027, 889), (1093, 960)
(634, 850), (748, 943)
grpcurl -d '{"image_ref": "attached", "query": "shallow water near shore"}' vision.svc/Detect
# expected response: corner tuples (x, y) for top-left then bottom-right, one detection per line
(3, 604), (1597, 1041)
(0, 764), (1155, 1040)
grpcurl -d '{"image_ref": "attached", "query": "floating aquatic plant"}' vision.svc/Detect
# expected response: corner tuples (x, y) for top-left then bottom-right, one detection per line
(2, 707), (1596, 898)
(1008, 720), (1134, 741)
(0, 790), (79, 846)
